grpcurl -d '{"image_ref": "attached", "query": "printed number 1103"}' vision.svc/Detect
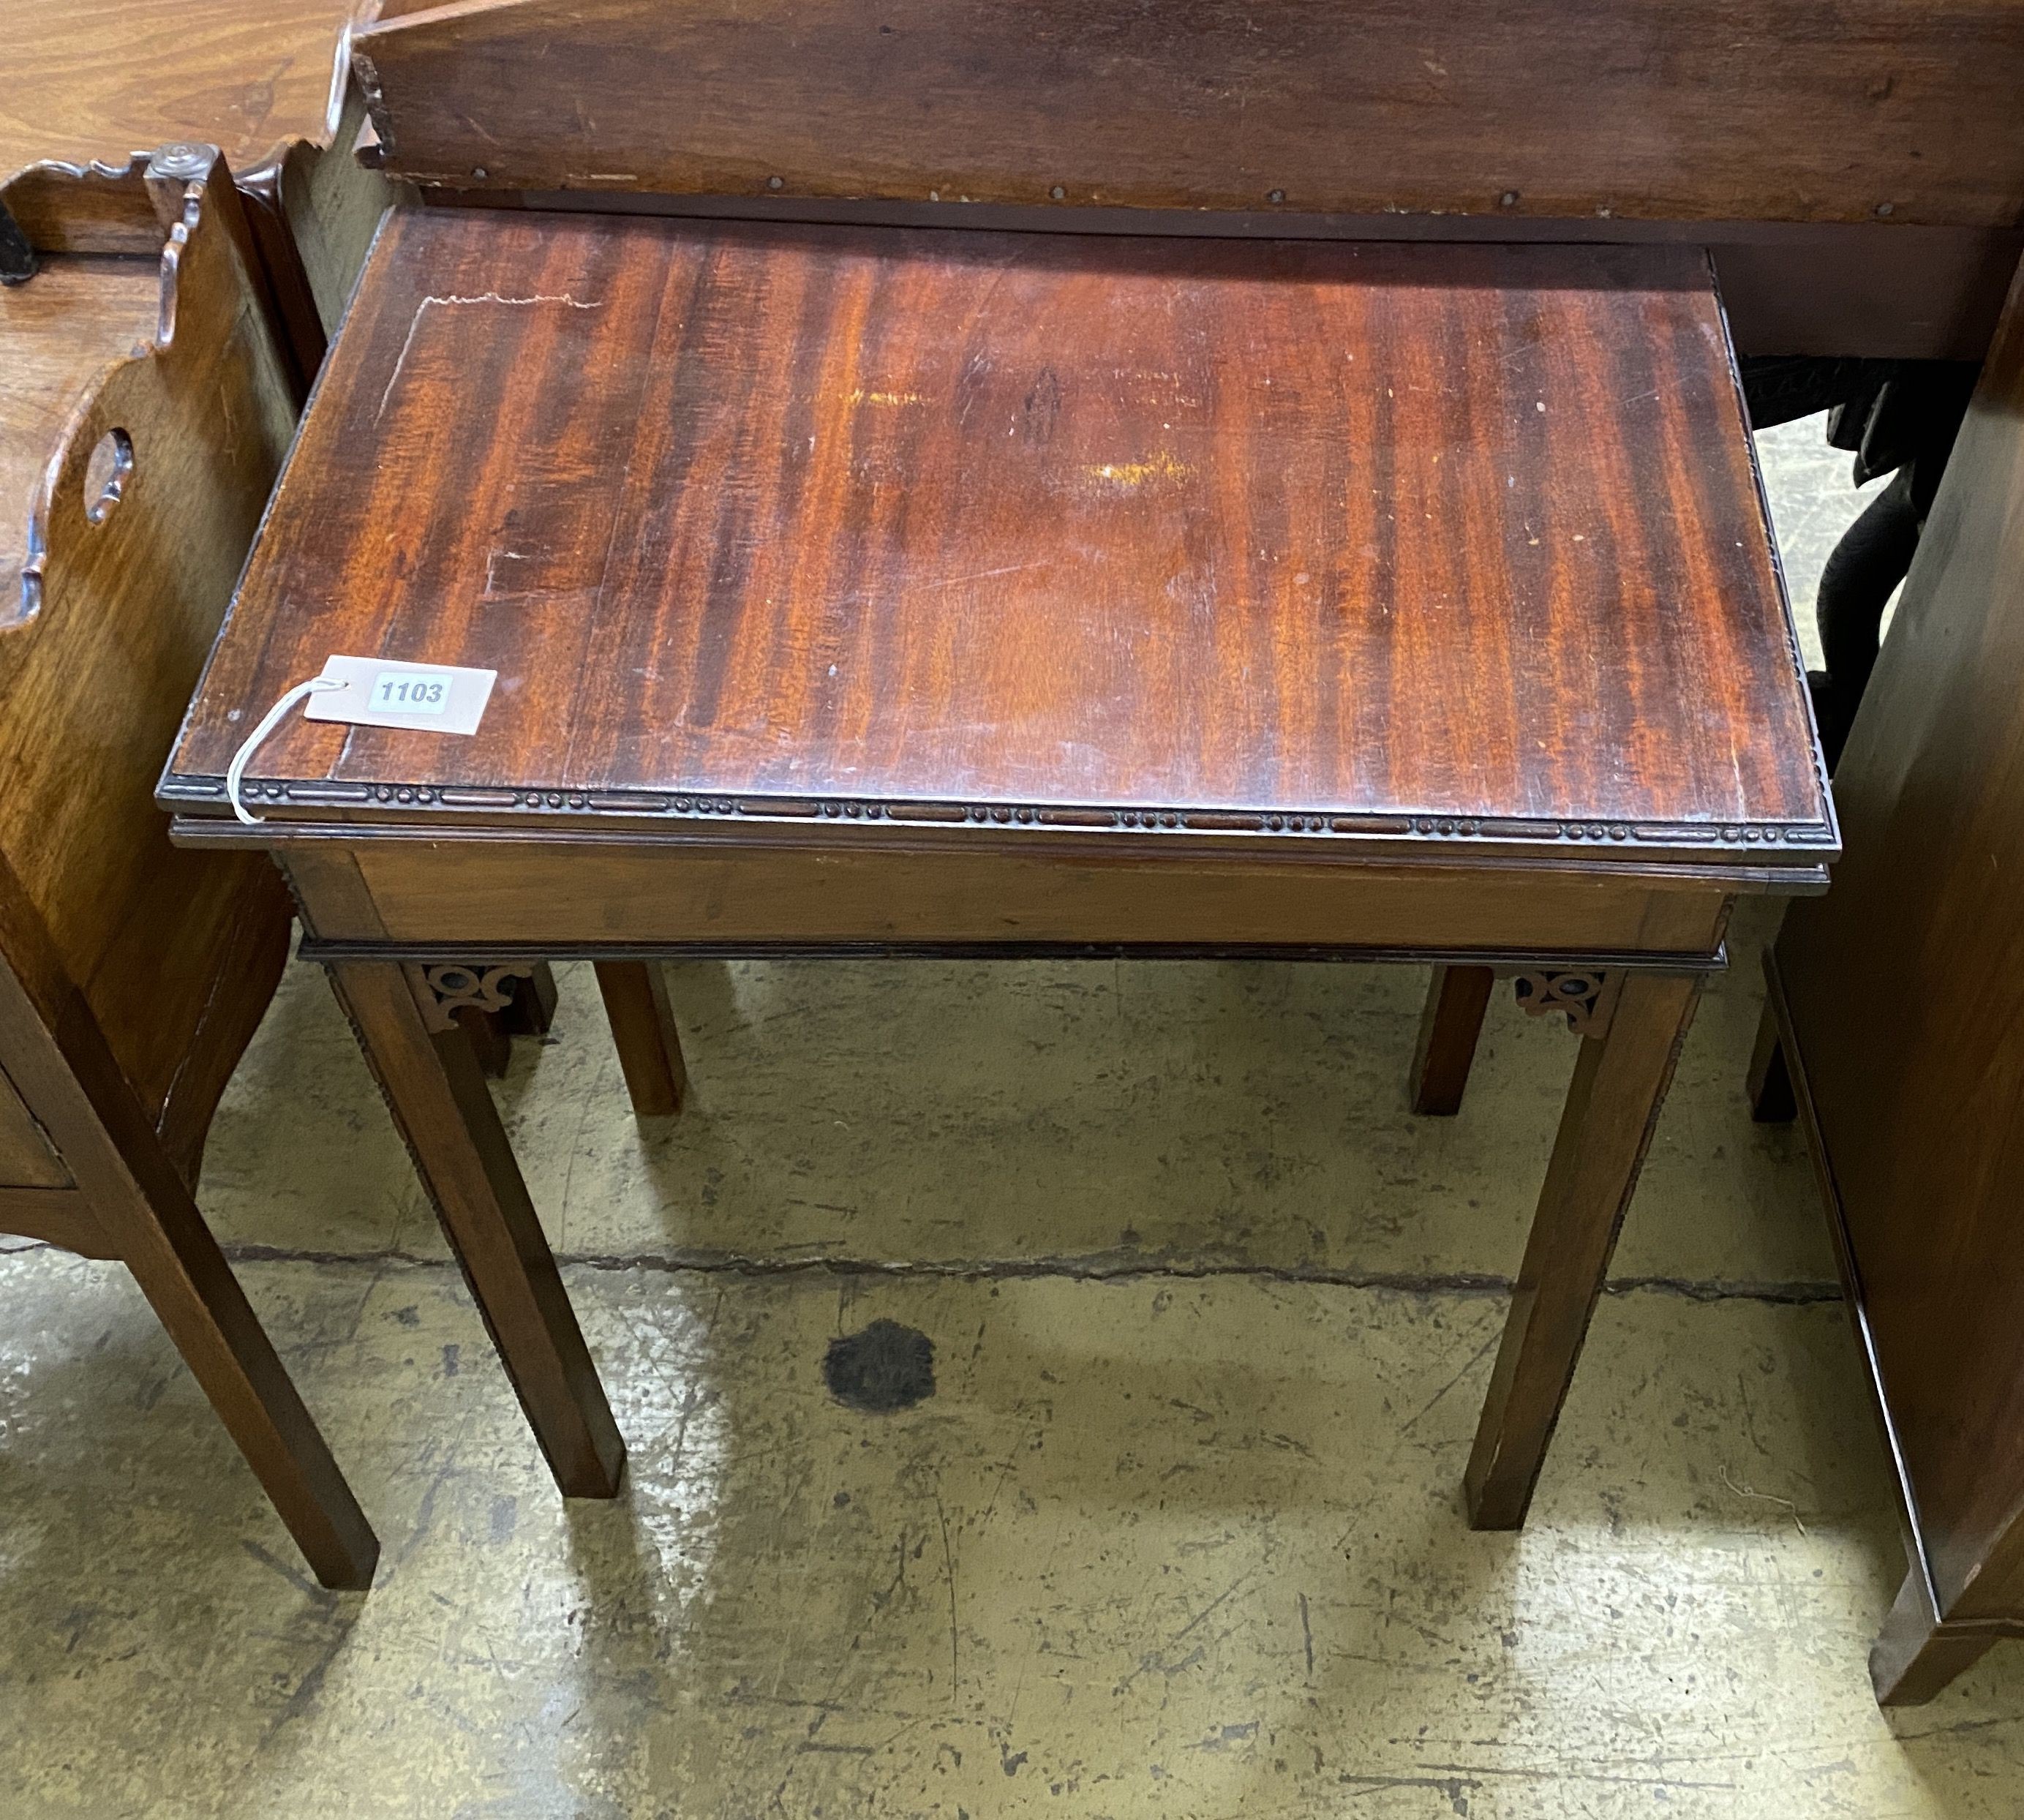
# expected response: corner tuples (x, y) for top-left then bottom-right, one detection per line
(370, 671), (451, 715)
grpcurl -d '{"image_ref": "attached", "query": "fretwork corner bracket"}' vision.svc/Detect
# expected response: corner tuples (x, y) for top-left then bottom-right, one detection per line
(1512, 969), (1623, 1039)
(405, 961), (539, 1034)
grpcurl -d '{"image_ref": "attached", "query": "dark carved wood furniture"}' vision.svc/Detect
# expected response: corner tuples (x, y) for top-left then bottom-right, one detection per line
(0, 148), (375, 1587)
(161, 205), (1834, 1524)
(1750, 262), (2024, 1704)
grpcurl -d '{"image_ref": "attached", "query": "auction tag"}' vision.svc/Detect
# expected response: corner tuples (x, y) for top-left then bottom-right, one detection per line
(303, 655), (496, 734)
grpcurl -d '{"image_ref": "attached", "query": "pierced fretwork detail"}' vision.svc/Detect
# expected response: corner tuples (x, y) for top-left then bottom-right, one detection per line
(1512, 969), (1620, 1039)
(407, 962), (540, 1034)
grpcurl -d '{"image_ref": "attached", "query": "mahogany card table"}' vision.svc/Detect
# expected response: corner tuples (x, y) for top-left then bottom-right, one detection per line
(161, 206), (1835, 1524)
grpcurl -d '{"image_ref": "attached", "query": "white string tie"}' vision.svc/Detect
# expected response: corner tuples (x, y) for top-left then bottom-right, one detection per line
(224, 675), (348, 824)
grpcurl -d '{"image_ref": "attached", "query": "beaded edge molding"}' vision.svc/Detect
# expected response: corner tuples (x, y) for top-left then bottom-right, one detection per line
(165, 773), (1837, 851)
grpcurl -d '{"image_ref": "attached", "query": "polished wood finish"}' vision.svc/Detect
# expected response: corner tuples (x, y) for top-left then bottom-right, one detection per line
(165, 211), (1830, 873)
(1466, 970), (1704, 1528)
(1761, 257), (2024, 1700)
(453, 191), (2024, 366)
(593, 961), (685, 1118)
(2, 0), (397, 418)
(1410, 965), (1494, 1117)
(165, 204), (1829, 1522)
(0, 152), (375, 1588)
(352, 0), (2024, 230)
(327, 959), (625, 1496)
(0, 158), (164, 256)
(0, 0), (354, 179)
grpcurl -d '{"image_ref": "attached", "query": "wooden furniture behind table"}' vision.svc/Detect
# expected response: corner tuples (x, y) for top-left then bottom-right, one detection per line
(1, 0), (394, 390)
(2, 0), (580, 1075)
(0, 148), (375, 1587)
(161, 201), (1835, 1526)
(333, 0), (2024, 363)
(1750, 258), (2024, 1705)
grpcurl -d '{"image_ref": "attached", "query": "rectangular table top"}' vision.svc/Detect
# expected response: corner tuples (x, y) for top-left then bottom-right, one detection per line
(165, 208), (1832, 871)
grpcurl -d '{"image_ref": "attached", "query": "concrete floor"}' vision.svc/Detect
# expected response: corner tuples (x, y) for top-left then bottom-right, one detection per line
(3, 422), (2020, 1818)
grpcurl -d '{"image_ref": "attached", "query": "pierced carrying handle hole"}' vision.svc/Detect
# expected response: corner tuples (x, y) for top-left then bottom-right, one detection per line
(83, 428), (135, 524)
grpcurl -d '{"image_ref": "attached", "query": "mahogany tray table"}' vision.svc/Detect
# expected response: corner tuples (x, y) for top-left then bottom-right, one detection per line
(162, 206), (1835, 1524)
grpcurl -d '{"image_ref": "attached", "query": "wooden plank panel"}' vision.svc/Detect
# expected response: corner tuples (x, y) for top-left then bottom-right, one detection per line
(0, 907), (378, 1587)
(1774, 258), (2024, 1624)
(352, 0), (2024, 228)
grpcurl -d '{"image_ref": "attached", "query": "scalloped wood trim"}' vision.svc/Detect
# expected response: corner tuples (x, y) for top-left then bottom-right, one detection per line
(0, 153), (161, 257)
(10, 151), (206, 624)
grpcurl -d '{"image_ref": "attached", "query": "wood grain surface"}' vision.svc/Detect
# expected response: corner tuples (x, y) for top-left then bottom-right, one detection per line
(168, 209), (1830, 868)
(0, 908), (377, 1586)
(1, 154), (298, 1140)
(307, 843), (1734, 958)
(0, 1064), (71, 1189)
(1772, 257), (2024, 1626)
(0, 254), (158, 604)
(349, 0), (2024, 229)
(0, 149), (376, 1588)
(452, 198), (2024, 367)
(0, 0), (352, 180)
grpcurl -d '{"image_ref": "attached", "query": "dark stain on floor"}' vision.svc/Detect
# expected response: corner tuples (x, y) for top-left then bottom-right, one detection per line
(824, 1319), (936, 1412)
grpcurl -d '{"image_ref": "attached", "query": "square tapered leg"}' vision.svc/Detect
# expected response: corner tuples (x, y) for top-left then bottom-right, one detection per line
(328, 959), (625, 1497)
(1466, 970), (1702, 1529)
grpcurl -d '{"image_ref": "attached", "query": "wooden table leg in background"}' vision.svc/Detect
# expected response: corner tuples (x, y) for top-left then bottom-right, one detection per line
(594, 960), (688, 1118)
(326, 959), (625, 1497)
(1410, 964), (1496, 1115)
(1465, 969), (1703, 1529)
(94, 1146), (383, 1589)
(1745, 994), (1797, 1123)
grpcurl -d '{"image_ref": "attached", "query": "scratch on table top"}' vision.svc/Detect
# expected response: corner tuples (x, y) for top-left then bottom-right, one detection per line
(377, 293), (604, 423)
(484, 548), (533, 595)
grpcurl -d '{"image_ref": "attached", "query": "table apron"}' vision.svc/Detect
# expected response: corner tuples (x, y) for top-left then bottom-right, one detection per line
(280, 841), (1737, 964)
